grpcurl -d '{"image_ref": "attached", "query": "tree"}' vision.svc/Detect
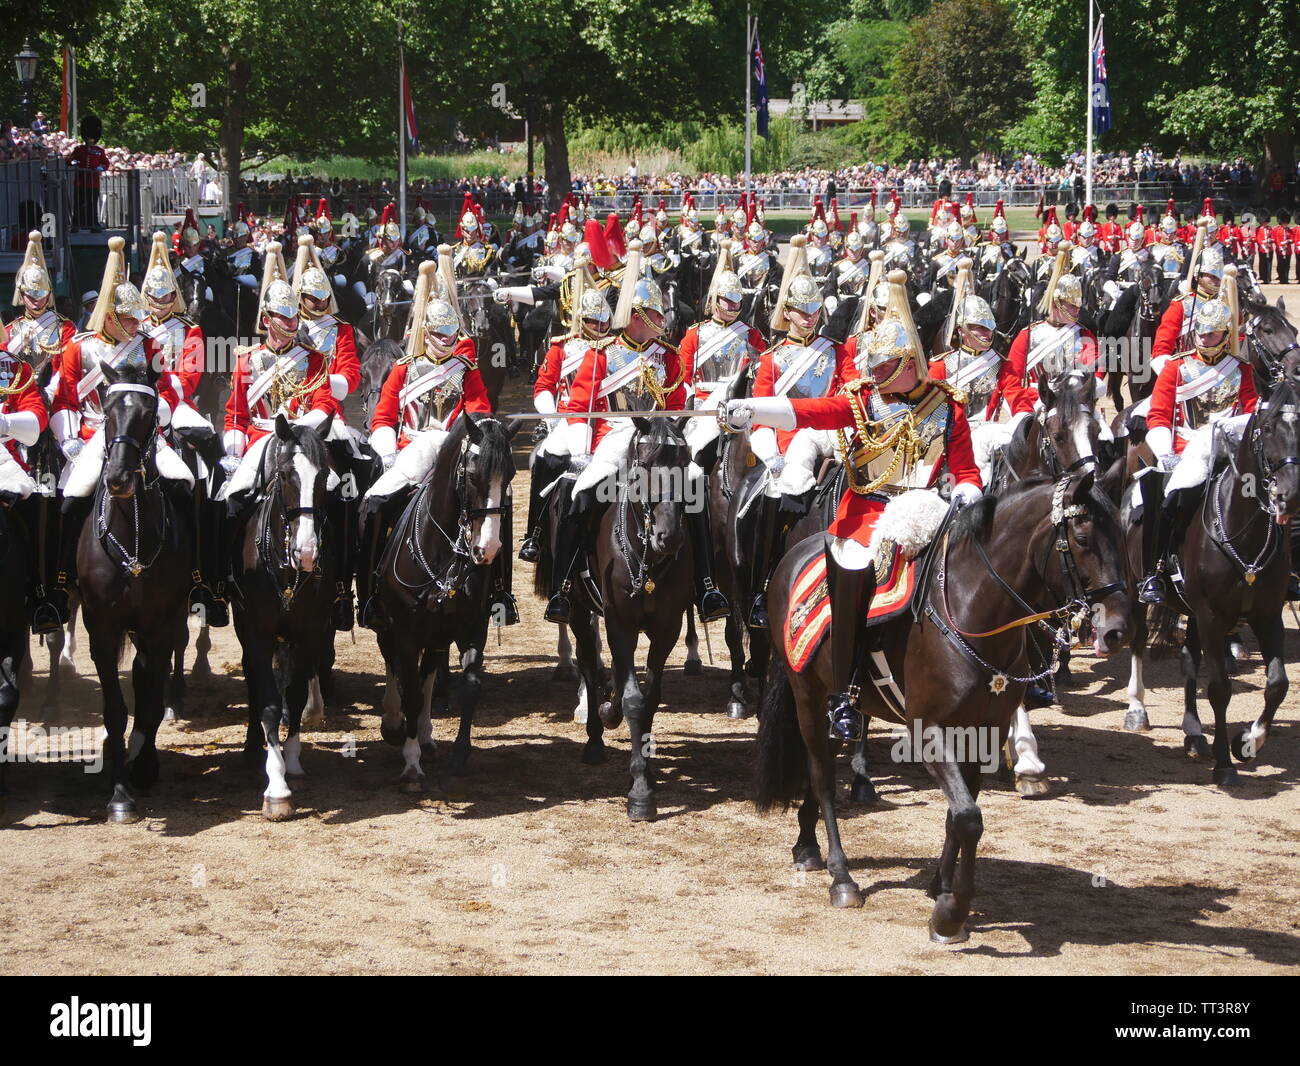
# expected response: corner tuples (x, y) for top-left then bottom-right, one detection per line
(888, 0), (1031, 157)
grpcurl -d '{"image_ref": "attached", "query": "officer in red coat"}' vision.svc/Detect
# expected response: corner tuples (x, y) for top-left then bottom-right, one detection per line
(722, 270), (981, 741)
(1273, 211), (1293, 284)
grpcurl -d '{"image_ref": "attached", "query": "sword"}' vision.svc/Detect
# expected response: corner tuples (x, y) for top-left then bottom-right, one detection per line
(502, 409), (723, 420)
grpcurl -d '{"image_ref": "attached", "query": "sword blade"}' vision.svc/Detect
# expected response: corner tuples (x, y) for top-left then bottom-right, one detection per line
(502, 409), (717, 420)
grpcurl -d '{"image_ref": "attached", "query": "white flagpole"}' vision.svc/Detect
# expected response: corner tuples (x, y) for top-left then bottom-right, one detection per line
(1085, 0), (1095, 207)
(398, 18), (408, 238)
(744, 4), (752, 201)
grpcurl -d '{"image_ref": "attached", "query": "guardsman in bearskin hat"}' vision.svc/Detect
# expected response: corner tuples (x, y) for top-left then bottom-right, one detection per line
(1099, 203), (1123, 255)
(39, 238), (192, 631)
(6, 229), (75, 393)
(542, 242), (729, 626)
(722, 268), (982, 741)
(1138, 268), (1254, 604)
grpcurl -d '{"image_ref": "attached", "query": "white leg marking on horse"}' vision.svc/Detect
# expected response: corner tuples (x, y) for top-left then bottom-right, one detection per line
(400, 737), (424, 784)
(573, 680), (589, 724)
(1010, 705), (1046, 777)
(127, 728), (145, 762)
(264, 742), (291, 799)
(417, 706), (434, 747)
(1127, 652), (1145, 714)
(1245, 718), (1267, 754)
(1182, 709), (1203, 737)
(284, 733), (305, 776)
(302, 676), (325, 728)
(382, 667), (401, 722)
(472, 475), (504, 564)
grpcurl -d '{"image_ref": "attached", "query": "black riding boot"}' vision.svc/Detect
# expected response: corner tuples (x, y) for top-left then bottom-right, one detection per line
(1138, 472), (1170, 606)
(490, 488), (520, 625)
(824, 540), (876, 743)
(545, 484), (592, 624)
(33, 494), (94, 634)
(331, 491), (356, 631)
(520, 451), (566, 563)
(748, 494), (780, 629)
(357, 494), (396, 631)
(188, 475), (230, 627)
(687, 498), (730, 623)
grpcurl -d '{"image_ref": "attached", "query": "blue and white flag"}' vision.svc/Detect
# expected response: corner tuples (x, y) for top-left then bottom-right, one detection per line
(1092, 20), (1112, 135)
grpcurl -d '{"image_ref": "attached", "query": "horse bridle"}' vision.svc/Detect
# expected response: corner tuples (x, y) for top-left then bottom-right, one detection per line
(616, 435), (690, 595)
(104, 383), (161, 478)
(454, 426), (509, 553)
(255, 437), (327, 606)
(1243, 312), (1300, 385)
(97, 382), (166, 576)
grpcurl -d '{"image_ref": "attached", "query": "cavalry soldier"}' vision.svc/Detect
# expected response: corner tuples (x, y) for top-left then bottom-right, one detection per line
(677, 239), (765, 470)
(225, 205), (262, 299)
(1071, 206), (1102, 273)
(293, 235), (360, 404)
(976, 200), (1015, 280)
(1138, 277), (1255, 605)
(636, 220), (679, 281)
(494, 217), (613, 320)
(746, 236), (854, 627)
(668, 193), (708, 264)
(40, 238), (192, 631)
(518, 281), (613, 564)
(932, 258), (1000, 421)
(6, 230), (75, 395)
(806, 199), (835, 284)
(1034, 208), (1065, 283)
(407, 198), (437, 260)
(722, 268), (982, 741)
(339, 201), (362, 248)
(1151, 199), (1187, 280)
(1099, 208), (1153, 312)
(453, 193), (497, 279)
(996, 242), (1101, 426)
(822, 222), (873, 341)
(358, 257), (500, 629)
(140, 230), (232, 623)
(352, 202), (406, 308)
(312, 200), (344, 280)
(736, 202), (779, 324)
(0, 304), (55, 626)
(176, 208), (203, 261)
(959, 193), (979, 246)
(1151, 228), (1225, 382)
(543, 244), (729, 626)
(931, 219), (967, 289)
(712, 201), (732, 243)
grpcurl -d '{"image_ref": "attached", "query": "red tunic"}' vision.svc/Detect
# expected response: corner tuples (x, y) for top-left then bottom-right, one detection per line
(751, 336), (854, 452)
(1146, 356), (1257, 454)
(224, 344), (340, 445)
(997, 323), (1100, 416)
(564, 338), (686, 449)
(143, 314), (205, 402)
(533, 337), (591, 408)
(678, 321), (766, 399)
(370, 338), (491, 449)
(1, 357), (50, 469)
(1271, 225), (1292, 257)
(787, 386), (981, 546)
(53, 332), (180, 441)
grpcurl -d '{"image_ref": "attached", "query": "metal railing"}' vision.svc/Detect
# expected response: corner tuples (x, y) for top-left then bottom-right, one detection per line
(0, 158), (72, 294)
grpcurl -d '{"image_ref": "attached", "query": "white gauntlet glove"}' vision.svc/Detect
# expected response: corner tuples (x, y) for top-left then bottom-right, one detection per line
(61, 437), (84, 460)
(951, 482), (983, 507)
(219, 455), (241, 474)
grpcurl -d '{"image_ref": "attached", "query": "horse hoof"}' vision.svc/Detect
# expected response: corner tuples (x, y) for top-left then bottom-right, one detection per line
(1015, 773), (1050, 798)
(552, 662), (578, 683)
(627, 798), (657, 822)
(792, 847), (825, 872)
(107, 788), (139, 824)
(684, 659), (703, 677)
(1212, 765), (1240, 788)
(928, 919), (970, 945)
(1231, 731), (1257, 763)
(302, 711), (325, 731)
(1184, 734), (1212, 759)
(849, 777), (878, 804)
(726, 700), (749, 720)
(829, 883), (865, 908)
(581, 741), (605, 765)
(397, 776), (427, 795)
(163, 706), (177, 722)
(380, 719), (406, 748)
(191, 662), (212, 681)
(262, 795), (295, 821)
(1055, 667), (1074, 689)
(598, 702), (622, 729)
(1123, 707), (1151, 732)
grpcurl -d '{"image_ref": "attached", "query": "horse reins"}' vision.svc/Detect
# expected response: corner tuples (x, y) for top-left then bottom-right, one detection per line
(97, 383), (168, 578)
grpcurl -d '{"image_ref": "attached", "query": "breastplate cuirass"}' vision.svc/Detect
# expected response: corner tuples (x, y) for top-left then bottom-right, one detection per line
(774, 339), (836, 400)
(944, 347), (998, 411)
(737, 252), (769, 289)
(249, 344), (311, 414)
(405, 356), (466, 431)
(604, 341), (665, 413)
(304, 317), (339, 358)
(1180, 357), (1241, 431)
(694, 321), (749, 384)
(7, 312), (63, 365)
(857, 390), (952, 491)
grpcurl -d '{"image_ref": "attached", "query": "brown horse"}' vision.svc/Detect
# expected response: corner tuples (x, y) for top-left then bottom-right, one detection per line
(755, 472), (1130, 942)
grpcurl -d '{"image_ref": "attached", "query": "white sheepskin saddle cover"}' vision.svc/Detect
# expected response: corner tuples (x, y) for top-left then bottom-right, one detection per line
(0, 452), (36, 499)
(867, 488), (951, 562)
(366, 429), (448, 498)
(573, 420), (634, 496)
(62, 428), (194, 499)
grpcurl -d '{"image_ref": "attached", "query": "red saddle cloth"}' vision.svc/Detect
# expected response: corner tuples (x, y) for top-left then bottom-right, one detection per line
(784, 547), (915, 673)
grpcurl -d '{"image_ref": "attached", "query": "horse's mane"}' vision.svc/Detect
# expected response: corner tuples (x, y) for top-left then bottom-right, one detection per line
(444, 412), (514, 488)
(270, 418), (331, 473)
(949, 472), (1120, 547)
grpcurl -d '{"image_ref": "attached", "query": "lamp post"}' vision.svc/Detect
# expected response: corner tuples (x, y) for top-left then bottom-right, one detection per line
(13, 39), (39, 127)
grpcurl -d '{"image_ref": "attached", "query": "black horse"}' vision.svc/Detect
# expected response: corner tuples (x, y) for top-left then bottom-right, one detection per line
(372, 411), (517, 792)
(78, 360), (195, 822)
(230, 413), (341, 820)
(0, 486), (34, 819)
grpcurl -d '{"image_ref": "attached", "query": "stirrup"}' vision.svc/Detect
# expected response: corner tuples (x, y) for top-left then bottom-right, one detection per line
(747, 591), (769, 629)
(1138, 573), (1168, 606)
(359, 595), (386, 631)
(493, 591), (520, 626)
(333, 588), (355, 632)
(544, 587), (572, 624)
(826, 694), (863, 743)
(31, 597), (68, 635)
(518, 534), (541, 563)
(698, 585), (730, 624)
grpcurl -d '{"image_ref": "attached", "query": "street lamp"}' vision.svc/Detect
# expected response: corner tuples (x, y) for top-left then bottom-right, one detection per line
(13, 39), (39, 127)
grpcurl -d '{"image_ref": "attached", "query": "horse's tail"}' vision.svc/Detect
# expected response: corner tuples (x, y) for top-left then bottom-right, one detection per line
(753, 655), (807, 813)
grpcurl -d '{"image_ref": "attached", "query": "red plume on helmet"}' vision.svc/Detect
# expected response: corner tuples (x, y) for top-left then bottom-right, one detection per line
(1083, 203), (1097, 223)
(454, 192), (476, 238)
(657, 198), (666, 215)
(1202, 196), (1215, 218)
(557, 199), (570, 230)
(380, 202), (397, 229)
(583, 218), (613, 270)
(964, 191), (977, 227)
(604, 212), (626, 259)
(830, 197), (842, 231)
(994, 198), (1005, 219)
(547, 211), (557, 234)
(849, 211), (857, 233)
(236, 201), (247, 221)
(745, 197), (757, 231)
(1044, 207), (1059, 228)
(868, 189), (877, 219)
(811, 195), (824, 225)
(888, 190), (900, 218)
(681, 191), (695, 223)
(630, 198), (643, 229)
(181, 207), (200, 238)
(1165, 198), (1175, 217)
(1136, 205), (1145, 222)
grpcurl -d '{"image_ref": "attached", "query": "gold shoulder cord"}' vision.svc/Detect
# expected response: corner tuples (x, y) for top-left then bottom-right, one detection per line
(835, 378), (922, 497)
(270, 351), (329, 413)
(0, 361), (34, 397)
